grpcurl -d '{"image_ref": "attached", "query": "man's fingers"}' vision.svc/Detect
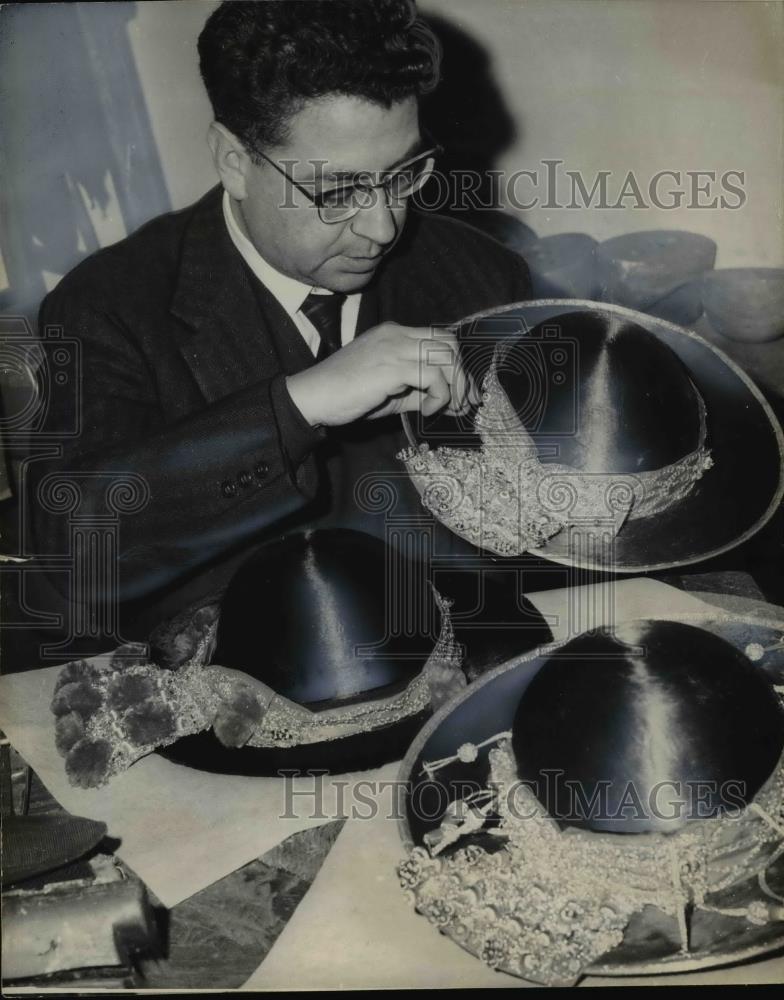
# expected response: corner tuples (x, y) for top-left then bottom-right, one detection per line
(366, 388), (427, 419)
(355, 326), (477, 420)
(428, 336), (470, 414)
(400, 333), (470, 414)
(443, 395), (472, 417)
(367, 364), (451, 418)
(365, 355), (473, 420)
(398, 361), (452, 415)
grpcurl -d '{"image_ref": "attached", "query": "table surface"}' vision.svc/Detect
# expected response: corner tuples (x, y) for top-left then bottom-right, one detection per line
(5, 580), (784, 990)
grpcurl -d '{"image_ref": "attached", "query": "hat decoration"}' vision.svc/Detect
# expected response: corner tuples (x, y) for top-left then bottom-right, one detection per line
(396, 620), (784, 985)
(399, 300), (784, 572)
(400, 734), (784, 985)
(52, 586), (464, 790)
(399, 334), (713, 557)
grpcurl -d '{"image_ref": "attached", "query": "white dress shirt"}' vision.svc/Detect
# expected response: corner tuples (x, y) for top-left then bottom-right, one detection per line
(222, 191), (361, 355)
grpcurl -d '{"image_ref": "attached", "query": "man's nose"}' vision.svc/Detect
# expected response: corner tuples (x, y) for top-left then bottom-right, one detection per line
(349, 191), (399, 247)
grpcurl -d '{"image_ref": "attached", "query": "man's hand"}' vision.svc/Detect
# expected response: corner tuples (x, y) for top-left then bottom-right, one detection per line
(285, 322), (479, 428)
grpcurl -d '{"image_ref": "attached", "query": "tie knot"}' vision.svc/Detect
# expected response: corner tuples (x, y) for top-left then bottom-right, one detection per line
(301, 290), (347, 324)
(300, 291), (347, 359)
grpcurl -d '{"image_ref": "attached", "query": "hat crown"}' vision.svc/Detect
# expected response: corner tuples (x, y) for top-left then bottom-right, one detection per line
(501, 311), (704, 474)
(512, 620), (784, 833)
(214, 529), (438, 705)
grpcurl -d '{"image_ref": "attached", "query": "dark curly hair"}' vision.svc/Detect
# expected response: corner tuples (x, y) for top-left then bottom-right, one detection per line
(198, 0), (441, 159)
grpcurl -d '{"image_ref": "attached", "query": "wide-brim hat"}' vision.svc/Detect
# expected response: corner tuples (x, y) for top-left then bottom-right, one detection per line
(401, 299), (784, 573)
(1, 814), (108, 887)
(162, 528), (447, 775)
(396, 608), (784, 983)
(51, 529), (553, 786)
(160, 530), (552, 776)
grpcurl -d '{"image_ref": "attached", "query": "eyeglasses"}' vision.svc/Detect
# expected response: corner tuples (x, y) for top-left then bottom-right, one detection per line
(255, 145), (441, 224)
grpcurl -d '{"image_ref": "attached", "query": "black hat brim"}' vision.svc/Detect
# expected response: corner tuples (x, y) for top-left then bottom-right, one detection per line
(159, 707), (431, 777)
(153, 560), (553, 777)
(160, 588), (553, 776)
(403, 299), (784, 573)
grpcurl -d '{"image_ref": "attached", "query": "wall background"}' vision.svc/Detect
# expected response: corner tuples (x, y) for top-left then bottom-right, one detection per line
(422, 0), (783, 263)
(1, 0), (782, 321)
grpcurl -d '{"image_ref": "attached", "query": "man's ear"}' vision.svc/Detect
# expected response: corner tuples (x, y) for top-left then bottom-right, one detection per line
(207, 122), (250, 200)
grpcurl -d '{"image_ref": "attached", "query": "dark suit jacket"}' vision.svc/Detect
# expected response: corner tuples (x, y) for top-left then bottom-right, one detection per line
(18, 185), (530, 661)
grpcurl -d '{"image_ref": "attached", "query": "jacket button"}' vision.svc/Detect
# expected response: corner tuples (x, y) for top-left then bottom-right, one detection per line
(221, 479), (238, 498)
(238, 470), (253, 488)
(254, 461), (270, 480)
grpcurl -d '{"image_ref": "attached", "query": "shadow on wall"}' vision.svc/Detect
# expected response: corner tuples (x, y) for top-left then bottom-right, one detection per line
(419, 12), (784, 343)
(419, 13), (537, 253)
(0, 2), (170, 326)
(417, 15), (784, 346)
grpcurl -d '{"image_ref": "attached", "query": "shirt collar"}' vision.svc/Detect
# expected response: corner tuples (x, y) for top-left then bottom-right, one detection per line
(222, 190), (330, 317)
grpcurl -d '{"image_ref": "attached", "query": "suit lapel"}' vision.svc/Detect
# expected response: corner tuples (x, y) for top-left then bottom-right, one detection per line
(170, 187), (282, 403)
(249, 276), (315, 375)
(170, 186), (398, 401)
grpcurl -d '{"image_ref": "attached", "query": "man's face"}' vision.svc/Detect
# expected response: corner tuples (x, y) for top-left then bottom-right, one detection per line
(235, 95), (421, 293)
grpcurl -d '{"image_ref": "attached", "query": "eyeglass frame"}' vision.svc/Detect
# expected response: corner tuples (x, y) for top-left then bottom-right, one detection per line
(253, 141), (442, 224)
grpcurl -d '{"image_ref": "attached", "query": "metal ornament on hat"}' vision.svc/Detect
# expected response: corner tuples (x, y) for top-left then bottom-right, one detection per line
(398, 339), (713, 558)
(746, 636), (784, 663)
(396, 636), (784, 987)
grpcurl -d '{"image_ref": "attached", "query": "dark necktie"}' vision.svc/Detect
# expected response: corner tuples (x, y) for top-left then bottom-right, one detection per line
(300, 291), (347, 361)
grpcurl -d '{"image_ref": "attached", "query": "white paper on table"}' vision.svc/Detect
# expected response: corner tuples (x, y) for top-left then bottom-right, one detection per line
(0, 661), (387, 908)
(244, 763), (526, 990)
(245, 579), (768, 989)
(526, 576), (722, 641)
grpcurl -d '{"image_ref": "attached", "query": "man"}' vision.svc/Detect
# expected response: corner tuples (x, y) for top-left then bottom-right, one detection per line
(18, 0), (530, 667)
